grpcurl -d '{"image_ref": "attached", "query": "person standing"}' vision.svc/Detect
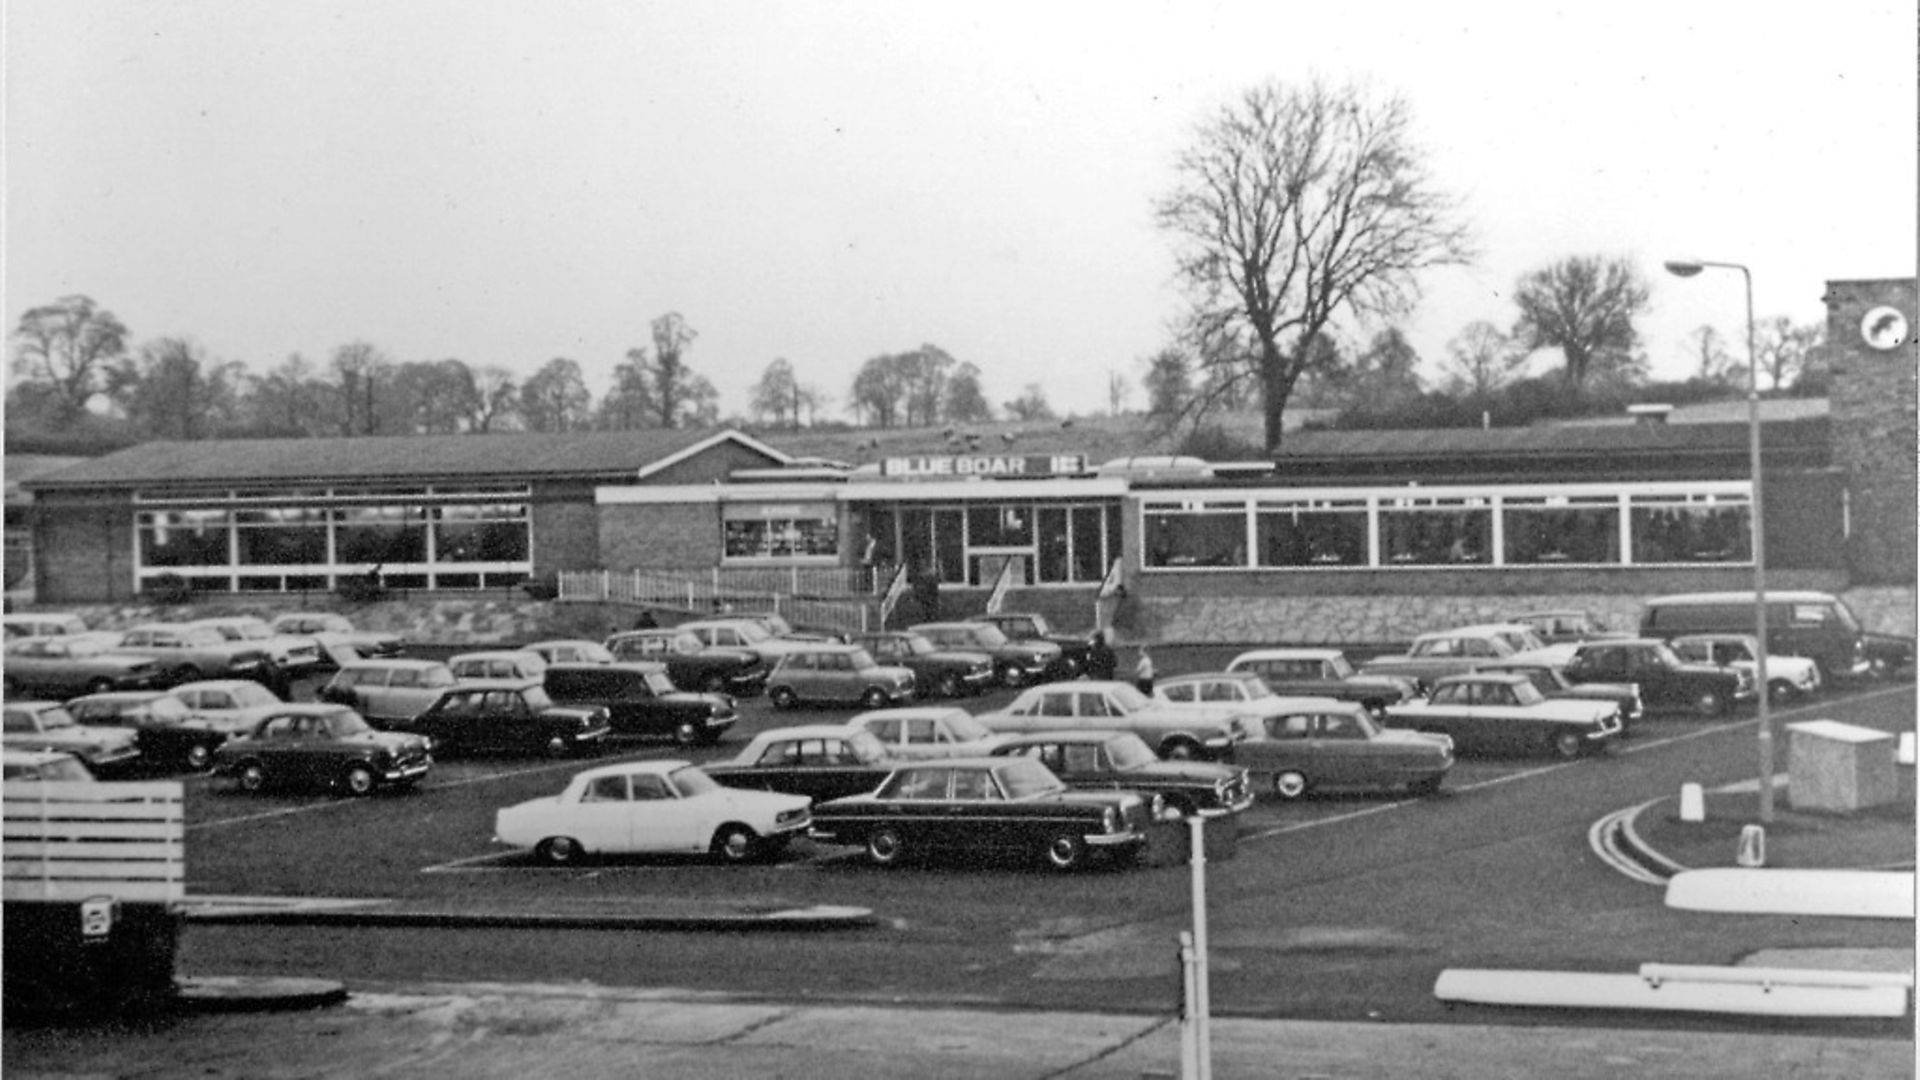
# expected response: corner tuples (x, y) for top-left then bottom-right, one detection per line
(1133, 646), (1155, 696)
(1086, 629), (1117, 681)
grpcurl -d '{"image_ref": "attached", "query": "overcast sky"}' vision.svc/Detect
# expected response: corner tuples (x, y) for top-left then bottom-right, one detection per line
(6, 1), (1915, 422)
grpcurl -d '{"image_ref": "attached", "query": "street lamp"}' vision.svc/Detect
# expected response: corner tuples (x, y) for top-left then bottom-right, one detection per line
(1663, 258), (1773, 823)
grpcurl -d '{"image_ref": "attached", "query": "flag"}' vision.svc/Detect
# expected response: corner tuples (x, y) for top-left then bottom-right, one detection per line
(984, 556), (1015, 614)
(879, 564), (909, 624)
(1097, 557), (1124, 599)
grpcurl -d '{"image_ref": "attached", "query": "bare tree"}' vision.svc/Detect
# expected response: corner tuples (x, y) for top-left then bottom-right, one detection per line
(329, 341), (393, 435)
(849, 352), (910, 427)
(105, 337), (246, 440)
(1156, 78), (1472, 451)
(1512, 255), (1651, 391)
(1003, 383), (1056, 422)
(1753, 316), (1823, 391)
(520, 357), (593, 432)
(1106, 370), (1130, 416)
(1441, 320), (1527, 399)
(1683, 324), (1738, 386)
(943, 361), (992, 424)
(10, 295), (130, 422)
(1141, 346), (1193, 430)
(750, 358), (802, 427)
(468, 365), (520, 432)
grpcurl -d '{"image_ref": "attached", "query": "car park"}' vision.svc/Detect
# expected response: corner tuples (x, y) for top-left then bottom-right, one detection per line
(394, 678), (611, 758)
(168, 679), (288, 736)
(1232, 699), (1455, 800)
(448, 649), (549, 681)
(704, 725), (898, 802)
(212, 703), (432, 796)
(111, 622), (274, 685)
(2, 700), (143, 774)
(1359, 628), (1520, 689)
(1384, 672), (1624, 759)
(267, 612), (407, 666)
(317, 658), (459, 727)
(65, 690), (229, 771)
(841, 705), (1011, 759)
(185, 616), (324, 675)
(604, 628), (768, 694)
(965, 612), (1090, 679)
(1560, 638), (1748, 717)
(849, 630), (995, 697)
(977, 680), (1253, 761)
(524, 639), (616, 665)
(988, 730), (1254, 818)
(1669, 633), (1823, 702)
(1, 747), (95, 781)
(1223, 648), (1420, 716)
(808, 756), (1153, 871)
(1639, 590), (1911, 683)
(909, 621), (1061, 688)
(494, 759), (812, 865)
(765, 643), (915, 710)
(2, 612), (91, 639)
(1475, 657), (1644, 729)
(2, 635), (167, 698)
(542, 661), (737, 745)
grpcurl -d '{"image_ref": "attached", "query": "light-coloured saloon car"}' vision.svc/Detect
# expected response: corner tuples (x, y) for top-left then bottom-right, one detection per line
(494, 760), (811, 865)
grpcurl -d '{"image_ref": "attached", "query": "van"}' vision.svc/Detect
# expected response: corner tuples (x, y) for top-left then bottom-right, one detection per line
(1639, 591), (1912, 682)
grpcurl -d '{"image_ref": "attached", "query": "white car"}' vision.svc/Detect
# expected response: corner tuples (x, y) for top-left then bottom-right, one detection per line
(1668, 634), (1823, 701)
(448, 649), (549, 681)
(186, 616), (324, 674)
(169, 678), (288, 736)
(842, 706), (1011, 759)
(494, 760), (812, 866)
(1153, 672), (1349, 725)
(976, 681), (1255, 761)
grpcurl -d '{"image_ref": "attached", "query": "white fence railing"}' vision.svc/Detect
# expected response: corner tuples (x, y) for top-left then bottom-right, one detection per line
(3, 781), (185, 904)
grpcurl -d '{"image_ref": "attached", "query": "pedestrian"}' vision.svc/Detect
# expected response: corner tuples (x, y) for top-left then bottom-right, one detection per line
(633, 609), (658, 630)
(1086, 628), (1117, 681)
(1133, 646), (1155, 696)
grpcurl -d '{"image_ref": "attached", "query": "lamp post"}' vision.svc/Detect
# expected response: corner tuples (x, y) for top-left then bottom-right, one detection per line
(1663, 258), (1773, 823)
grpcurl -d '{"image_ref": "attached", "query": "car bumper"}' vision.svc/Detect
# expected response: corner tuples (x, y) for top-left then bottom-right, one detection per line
(1196, 788), (1257, 817)
(1086, 828), (1148, 848)
(381, 758), (433, 783)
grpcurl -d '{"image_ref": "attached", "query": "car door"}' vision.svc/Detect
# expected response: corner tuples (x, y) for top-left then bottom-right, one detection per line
(1308, 711), (1374, 784)
(571, 772), (635, 853)
(633, 770), (707, 853)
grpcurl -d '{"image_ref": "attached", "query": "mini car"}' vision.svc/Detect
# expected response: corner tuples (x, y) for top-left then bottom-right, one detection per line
(705, 725), (898, 802)
(765, 644), (915, 710)
(65, 690), (229, 771)
(394, 678), (611, 758)
(842, 705), (1011, 759)
(809, 756), (1153, 871)
(1, 701), (142, 774)
(1231, 699), (1455, 800)
(1384, 673), (1623, 759)
(849, 631), (995, 698)
(604, 628), (768, 694)
(493, 759), (812, 865)
(212, 703), (432, 796)
(989, 730), (1255, 818)
(543, 662), (738, 745)
(977, 681), (1254, 761)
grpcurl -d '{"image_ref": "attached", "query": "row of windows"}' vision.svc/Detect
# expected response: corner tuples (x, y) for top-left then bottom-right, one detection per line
(863, 503), (1120, 587)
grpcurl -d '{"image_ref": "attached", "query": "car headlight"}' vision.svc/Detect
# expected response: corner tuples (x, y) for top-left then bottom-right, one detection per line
(1102, 806), (1119, 832)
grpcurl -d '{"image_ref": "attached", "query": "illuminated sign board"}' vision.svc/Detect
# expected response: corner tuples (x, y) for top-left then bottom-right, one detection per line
(880, 454), (1086, 479)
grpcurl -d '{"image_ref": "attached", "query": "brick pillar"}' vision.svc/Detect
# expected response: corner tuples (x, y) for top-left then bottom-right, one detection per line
(1821, 279), (1917, 584)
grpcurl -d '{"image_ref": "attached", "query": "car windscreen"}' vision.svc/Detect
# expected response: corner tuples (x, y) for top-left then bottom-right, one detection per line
(997, 757), (1066, 800)
(669, 766), (721, 797)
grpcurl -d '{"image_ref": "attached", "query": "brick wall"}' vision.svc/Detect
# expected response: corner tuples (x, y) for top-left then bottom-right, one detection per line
(1824, 278), (1918, 583)
(598, 503), (721, 572)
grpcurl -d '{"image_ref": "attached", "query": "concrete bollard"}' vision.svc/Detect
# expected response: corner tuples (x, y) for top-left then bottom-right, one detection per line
(1897, 732), (1915, 766)
(1678, 783), (1705, 822)
(1736, 824), (1767, 868)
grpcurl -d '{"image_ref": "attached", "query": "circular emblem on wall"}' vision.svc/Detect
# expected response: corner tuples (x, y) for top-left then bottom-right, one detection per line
(1859, 305), (1910, 351)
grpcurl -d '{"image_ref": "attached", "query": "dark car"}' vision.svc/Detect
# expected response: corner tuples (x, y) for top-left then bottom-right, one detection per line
(1476, 657), (1644, 730)
(2, 635), (167, 699)
(850, 631), (995, 698)
(211, 703), (432, 796)
(393, 678), (611, 758)
(808, 756), (1154, 871)
(910, 621), (1061, 688)
(1384, 673), (1623, 759)
(1223, 648), (1419, 716)
(989, 730), (1254, 819)
(604, 628), (768, 694)
(966, 613), (1089, 679)
(64, 690), (229, 771)
(543, 661), (737, 745)
(1561, 638), (1748, 717)
(705, 724), (897, 802)
(1232, 699), (1455, 800)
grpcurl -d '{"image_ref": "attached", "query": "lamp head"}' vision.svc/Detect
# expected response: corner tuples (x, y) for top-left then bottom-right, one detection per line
(1663, 259), (1705, 278)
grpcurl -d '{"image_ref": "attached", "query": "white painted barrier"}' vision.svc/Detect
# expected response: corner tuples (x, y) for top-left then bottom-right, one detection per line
(1639, 963), (1913, 990)
(1434, 968), (1909, 1018)
(1664, 868), (1915, 919)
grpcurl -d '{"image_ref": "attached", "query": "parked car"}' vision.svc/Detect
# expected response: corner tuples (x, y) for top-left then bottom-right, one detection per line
(842, 706), (1011, 759)
(2, 747), (95, 781)
(168, 678), (288, 736)
(524, 639), (616, 665)
(976, 680), (1254, 761)
(1668, 633), (1823, 702)
(909, 621), (1061, 688)
(212, 703), (432, 796)
(447, 649), (549, 681)
(989, 730), (1254, 818)
(765, 644), (915, 710)
(1358, 628), (1520, 689)
(1511, 609), (1630, 646)
(1474, 657), (1644, 729)
(2, 635), (166, 698)
(1233, 699), (1455, 800)
(676, 618), (819, 667)
(604, 628), (768, 694)
(493, 759), (812, 865)
(394, 678), (611, 758)
(2, 700), (142, 774)
(849, 631), (995, 698)
(1383, 672), (1624, 759)
(1223, 648), (1420, 716)
(111, 622), (274, 685)
(267, 612), (407, 667)
(965, 612), (1090, 679)
(543, 662), (737, 745)
(65, 690), (229, 771)
(731, 611), (845, 643)
(1560, 638), (1749, 717)
(2, 612), (91, 639)
(1154, 670), (1354, 724)
(317, 658), (459, 727)
(185, 616), (324, 675)
(808, 756), (1153, 871)
(1639, 589), (1912, 682)
(705, 725), (898, 802)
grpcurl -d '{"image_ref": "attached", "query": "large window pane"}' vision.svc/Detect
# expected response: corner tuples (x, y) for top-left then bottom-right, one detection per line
(235, 506), (329, 565)
(336, 505), (428, 564)
(435, 504), (529, 563)
(1630, 495), (1751, 564)
(967, 505), (1033, 548)
(139, 510), (230, 567)
(1503, 496), (1620, 565)
(1379, 498), (1493, 566)
(1144, 501), (1247, 568)
(1037, 508), (1070, 583)
(1254, 500), (1367, 567)
(1072, 507), (1106, 583)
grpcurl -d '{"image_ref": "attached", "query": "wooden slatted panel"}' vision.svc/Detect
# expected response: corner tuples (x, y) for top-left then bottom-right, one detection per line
(2, 780), (184, 904)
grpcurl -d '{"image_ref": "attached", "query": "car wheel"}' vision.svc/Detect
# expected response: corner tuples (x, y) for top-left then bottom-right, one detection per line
(340, 763), (377, 797)
(861, 687), (890, 709)
(1767, 678), (1799, 703)
(998, 664), (1027, 688)
(866, 827), (906, 867)
(937, 673), (964, 698)
(544, 734), (571, 759)
(1272, 771), (1309, 800)
(237, 761), (268, 793)
(1408, 774), (1444, 796)
(711, 824), (760, 864)
(1159, 738), (1200, 761)
(1044, 832), (1088, 871)
(769, 687), (798, 709)
(673, 721), (701, 746)
(1551, 731), (1584, 760)
(534, 836), (585, 866)
(183, 743), (214, 771)
(1693, 689), (1726, 718)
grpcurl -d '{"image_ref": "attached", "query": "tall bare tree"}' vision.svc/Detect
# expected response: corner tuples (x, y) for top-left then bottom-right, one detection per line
(1156, 78), (1472, 451)
(520, 357), (593, 432)
(1753, 316), (1823, 391)
(467, 365), (520, 432)
(1003, 383), (1056, 422)
(329, 341), (393, 436)
(1683, 324), (1738, 386)
(1441, 320), (1526, 399)
(943, 362), (992, 424)
(105, 337), (246, 440)
(1512, 255), (1650, 391)
(10, 295), (130, 423)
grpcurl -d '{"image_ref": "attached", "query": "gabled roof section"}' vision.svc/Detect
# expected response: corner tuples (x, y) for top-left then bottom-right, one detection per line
(24, 428), (790, 491)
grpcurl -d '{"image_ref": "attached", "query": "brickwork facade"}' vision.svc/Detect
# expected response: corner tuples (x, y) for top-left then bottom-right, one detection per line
(1823, 278), (1917, 584)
